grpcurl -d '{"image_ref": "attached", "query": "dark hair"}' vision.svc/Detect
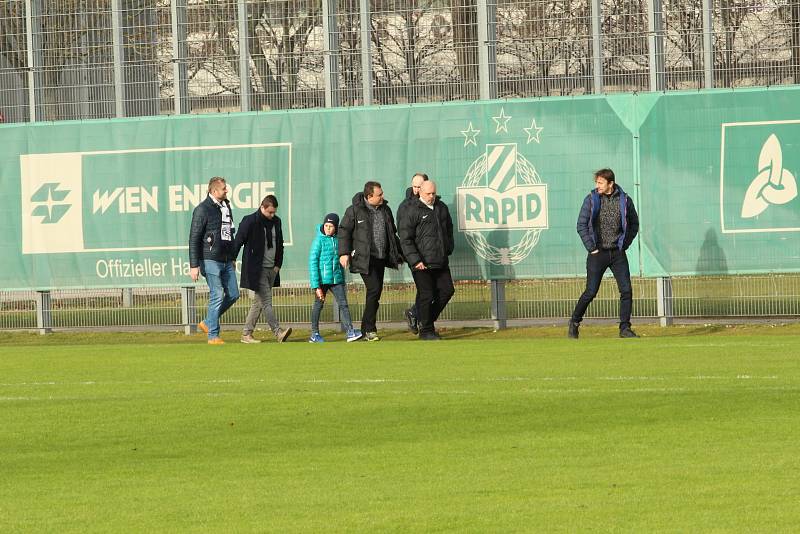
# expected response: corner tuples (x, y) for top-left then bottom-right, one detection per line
(363, 181), (382, 198)
(594, 168), (615, 183)
(412, 173), (429, 181)
(261, 194), (278, 209)
(208, 176), (226, 192)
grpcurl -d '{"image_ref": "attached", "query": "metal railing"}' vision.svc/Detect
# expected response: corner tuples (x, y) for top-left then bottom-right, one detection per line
(2, 0), (799, 123)
(3, 275), (799, 333)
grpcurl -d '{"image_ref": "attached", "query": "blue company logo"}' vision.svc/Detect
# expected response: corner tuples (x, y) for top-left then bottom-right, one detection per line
(30, 182), (71, 224)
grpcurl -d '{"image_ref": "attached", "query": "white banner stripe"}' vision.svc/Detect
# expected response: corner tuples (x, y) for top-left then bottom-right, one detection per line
(489, 150), (517, 191)
(486, 145), (505, 170)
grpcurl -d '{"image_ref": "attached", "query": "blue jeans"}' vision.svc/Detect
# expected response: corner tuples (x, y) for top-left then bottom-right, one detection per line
(311, 284), (354, 334)
(571, 249), (633, 329)
(202, 259), (240, 339)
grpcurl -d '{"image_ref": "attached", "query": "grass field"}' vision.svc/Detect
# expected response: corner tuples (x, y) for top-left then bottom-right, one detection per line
(2, 325), (800, 532)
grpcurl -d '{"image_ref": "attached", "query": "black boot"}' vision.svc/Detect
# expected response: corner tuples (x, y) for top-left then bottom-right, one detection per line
(568, 321), (580, 339)
(619, 327), (639, 338)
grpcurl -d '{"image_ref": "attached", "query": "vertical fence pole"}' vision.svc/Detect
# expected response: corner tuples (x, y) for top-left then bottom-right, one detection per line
(321, 0), (340, 107)
(490, 280), (507, 330)
(181, 286), (197, 335)
(591, 0), (603, 93)
(122, 288), (134, 308)
(657, 276), (673, 327)
(24, 0), (43, 122)
(701, 0), (714, 89)
(646, 0), (665, 91)
(171, 0), (188, 114)
(237, 0), (251, 112)
(111, 0), (126, 118)
(476, 0), (497, 100)
(36, 290), (52, 335)
(359, 0), (372, 105)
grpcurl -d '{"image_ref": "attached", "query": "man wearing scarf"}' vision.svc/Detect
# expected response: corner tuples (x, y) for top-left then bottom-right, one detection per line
(234, 195), (292, 343)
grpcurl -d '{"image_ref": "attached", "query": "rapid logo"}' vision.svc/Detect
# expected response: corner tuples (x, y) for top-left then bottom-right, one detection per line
(721, 121), (800, 233)
(457, 109), (548, 265)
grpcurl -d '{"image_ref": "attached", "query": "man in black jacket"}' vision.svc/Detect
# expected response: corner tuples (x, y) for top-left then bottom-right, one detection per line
(569, 168), (640, 339)
(234, 194), (292, 344)
(189, 177), (240, 345)
(396, 172), (428, 334)
(338, 181), (404, 341)
(398, 180), (455, 341)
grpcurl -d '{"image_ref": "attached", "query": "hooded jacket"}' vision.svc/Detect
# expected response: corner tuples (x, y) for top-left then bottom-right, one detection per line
(576, 184), (639, 252)
(397, 196), (454, 270)
(234, 210), (284, 291)
(338, 193), (404, 274)
(309, 224), (345, 288)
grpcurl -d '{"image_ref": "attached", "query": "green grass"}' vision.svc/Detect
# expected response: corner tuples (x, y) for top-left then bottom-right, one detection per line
(2, 326), (800, 532)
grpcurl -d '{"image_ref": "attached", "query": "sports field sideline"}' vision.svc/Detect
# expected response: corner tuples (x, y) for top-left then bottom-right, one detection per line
(2, 324), (799, 532)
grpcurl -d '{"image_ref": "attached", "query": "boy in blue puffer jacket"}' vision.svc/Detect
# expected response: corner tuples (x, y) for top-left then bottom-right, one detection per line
(308, 213), (363, 343)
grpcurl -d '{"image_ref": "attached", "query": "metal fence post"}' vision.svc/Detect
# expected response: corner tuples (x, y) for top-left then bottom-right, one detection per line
(237, 0), (251, 112)
(701, 0), (714, 89)
(24, 0), (43, 122)
(321, 0), (341, 108)
(111, 0), (126, 118)
(359, 0), (372, 105)
(657, 276), (673, 327)
(171, 0), (189, 114)
(590, 0), (603, 93)
(476, 0), (497, 100)
(35, 290), (52, 335)
(122, 288), (134, 308)
(181, 286), (197, 335)
(646, 0), (666, 91)
(490, 280), (507, 330)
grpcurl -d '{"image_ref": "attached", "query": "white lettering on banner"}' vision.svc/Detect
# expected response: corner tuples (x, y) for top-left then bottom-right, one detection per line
(92, 187), (159, 214)
(171, 257), (190, 277)
(96, 258), (168, 279)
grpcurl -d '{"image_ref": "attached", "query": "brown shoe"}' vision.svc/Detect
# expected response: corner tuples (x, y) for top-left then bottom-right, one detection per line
(198, 321), (209, 334)
(207, 337), (225, 345)
(276, 328), (292, 343)
(240, 334), (262, 344)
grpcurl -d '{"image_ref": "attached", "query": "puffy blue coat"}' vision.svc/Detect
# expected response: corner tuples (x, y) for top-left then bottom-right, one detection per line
(309, 225), (345, 288)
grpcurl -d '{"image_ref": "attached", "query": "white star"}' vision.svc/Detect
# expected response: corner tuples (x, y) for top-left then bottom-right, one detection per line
(461, 122), (480, 147)
(523, 118), (543, 144)
(492, 108), (512, 134)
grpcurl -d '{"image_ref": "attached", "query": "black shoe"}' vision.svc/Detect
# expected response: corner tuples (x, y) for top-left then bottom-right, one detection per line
(619, 327), (639, 338)
(568, 321), (579, 339)
(404, 308), (418, 335)
(419, 332), (440, 341)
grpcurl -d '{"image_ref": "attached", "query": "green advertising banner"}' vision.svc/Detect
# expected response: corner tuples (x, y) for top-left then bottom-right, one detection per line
(4, 86), (799, 290)
(638, 86), (800, 276)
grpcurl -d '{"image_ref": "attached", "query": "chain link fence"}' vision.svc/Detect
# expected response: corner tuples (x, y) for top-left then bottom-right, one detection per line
(2, 0), (800, 122)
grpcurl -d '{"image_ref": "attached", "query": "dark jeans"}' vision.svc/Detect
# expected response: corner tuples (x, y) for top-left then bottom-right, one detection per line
(571, 249), (633, 329)
(311, 283), (354, 333)
(359, 256), (386, 333)
(412, 267), (455, 335)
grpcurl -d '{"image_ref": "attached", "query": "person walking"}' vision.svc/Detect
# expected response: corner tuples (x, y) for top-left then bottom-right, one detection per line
(568, 168), (640, 339)
(338, 181), (404, 341)
(396, 172), (428, 334)
(189, 177), (240, 345)
(234, 194), (292, 343)
(308, 213), (363, 343)
(397, 180), (455, 341)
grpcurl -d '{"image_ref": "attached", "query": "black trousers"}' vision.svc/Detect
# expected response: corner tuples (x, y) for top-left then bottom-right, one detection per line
(571, 249), (633, 329)
(359, 256), (386, 333)
(412, 267), (455, 335)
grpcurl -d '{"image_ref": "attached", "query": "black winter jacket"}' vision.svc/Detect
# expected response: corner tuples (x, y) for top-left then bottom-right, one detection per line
(338, 193), (404, 274)
(189, 196), (237, 268)
(576, 184), (639, 252)
(234, 211), (284, 291)
(397, 196), (454, 270)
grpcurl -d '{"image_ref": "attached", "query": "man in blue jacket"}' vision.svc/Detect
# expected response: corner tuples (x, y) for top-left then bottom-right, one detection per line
(569, 169), (640, 339)
(189, 177), (240, 345)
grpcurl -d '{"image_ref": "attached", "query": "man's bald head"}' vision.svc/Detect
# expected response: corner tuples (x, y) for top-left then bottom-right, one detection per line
(420, 180), (436, 205)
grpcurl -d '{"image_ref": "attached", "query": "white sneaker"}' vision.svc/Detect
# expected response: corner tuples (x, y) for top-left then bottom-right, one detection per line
(241, 334), (262, 344)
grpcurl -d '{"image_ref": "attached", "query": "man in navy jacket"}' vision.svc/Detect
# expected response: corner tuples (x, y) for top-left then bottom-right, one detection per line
(569, 168), (640, 339)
